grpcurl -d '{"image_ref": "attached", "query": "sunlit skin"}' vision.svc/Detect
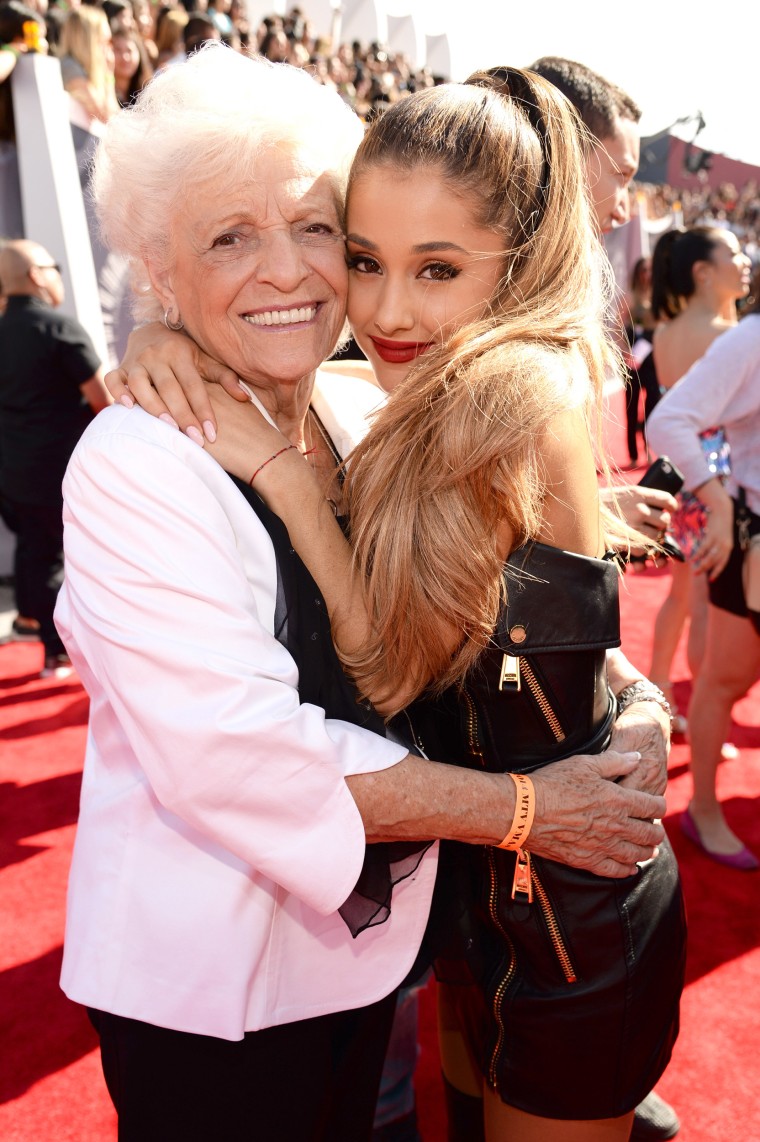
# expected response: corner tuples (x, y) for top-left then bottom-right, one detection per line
(703, 229), (752, 299)
(345, 166), (507, 392)
(586, 114), (640, 233)
(112, 33), (140, 88)
(147, 152), (348, 424)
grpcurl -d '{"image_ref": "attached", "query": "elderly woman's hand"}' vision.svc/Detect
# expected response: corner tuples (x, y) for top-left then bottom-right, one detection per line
(604, 648), (670, 795)
(529, 751), (666, 876)
(609, 702), (670, 795)
(105, 322), (247, 444)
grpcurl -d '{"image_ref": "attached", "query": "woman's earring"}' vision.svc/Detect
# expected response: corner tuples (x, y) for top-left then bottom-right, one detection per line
(163, 309), (184, 332)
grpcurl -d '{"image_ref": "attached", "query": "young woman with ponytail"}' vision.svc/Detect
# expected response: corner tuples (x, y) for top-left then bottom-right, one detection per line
(648, 226), (751, 734)
(109, 67), (685, 1141)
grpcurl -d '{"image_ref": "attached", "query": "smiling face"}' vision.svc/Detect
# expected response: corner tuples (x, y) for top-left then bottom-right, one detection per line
(346, 165), (507, 392)
(149, 151), (348, 411)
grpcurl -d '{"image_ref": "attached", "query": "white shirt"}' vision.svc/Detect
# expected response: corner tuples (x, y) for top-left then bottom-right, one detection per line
(56, 370), (438, 1040)
(646, 314), (760, 516)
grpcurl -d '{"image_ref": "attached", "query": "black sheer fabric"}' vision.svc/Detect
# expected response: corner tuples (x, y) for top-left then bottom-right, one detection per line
(229, 473), (431, 937)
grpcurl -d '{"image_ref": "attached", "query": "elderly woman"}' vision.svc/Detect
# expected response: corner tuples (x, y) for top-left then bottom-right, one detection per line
(57, 47), (667, 1140)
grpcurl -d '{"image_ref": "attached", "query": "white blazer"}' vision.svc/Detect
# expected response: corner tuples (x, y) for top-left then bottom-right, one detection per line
(57, 370), (438, 1041)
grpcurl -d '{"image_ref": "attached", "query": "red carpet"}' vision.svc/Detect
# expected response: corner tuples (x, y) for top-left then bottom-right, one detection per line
(2, 389), (760, 1141)
(2, 578), (760, 1141)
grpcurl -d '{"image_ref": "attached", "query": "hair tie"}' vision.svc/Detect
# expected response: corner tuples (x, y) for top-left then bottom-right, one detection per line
(467, 66), (550, 238)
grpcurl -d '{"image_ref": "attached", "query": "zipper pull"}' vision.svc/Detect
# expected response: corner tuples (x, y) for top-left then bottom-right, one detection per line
(499, 654), (521, 691)
(511, 849), (533, 902)
(738, 512), (751, 552)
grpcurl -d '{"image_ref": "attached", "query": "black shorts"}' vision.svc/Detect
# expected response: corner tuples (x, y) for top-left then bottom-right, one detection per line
(433, 836), (686, 1120)
(709, 497), (760, 633)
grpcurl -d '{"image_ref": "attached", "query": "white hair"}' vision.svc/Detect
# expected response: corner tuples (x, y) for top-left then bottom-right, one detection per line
(91, 44), (364, 321)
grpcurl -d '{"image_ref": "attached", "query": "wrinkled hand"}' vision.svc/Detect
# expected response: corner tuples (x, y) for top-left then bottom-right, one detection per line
(529, 750), (666, 877)
(105, 323), (245, 443)
(609, 702), (670, 795)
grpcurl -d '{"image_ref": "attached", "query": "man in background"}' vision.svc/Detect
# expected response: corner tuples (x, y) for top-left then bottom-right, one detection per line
(0, 239), (110, 677)
(531, 55), (641, 234)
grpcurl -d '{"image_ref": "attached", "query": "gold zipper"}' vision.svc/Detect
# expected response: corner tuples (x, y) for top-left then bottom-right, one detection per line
(487, 847), (517, 1087)
(511, 848), (533, 902)
(462, 688), (486, 767)
(520, 659), (566, 742)
(499, 654), (521, 691)
(482, 651), (576, 1088)
(508, 848), (577, 983)
(530, 865), (577, 983)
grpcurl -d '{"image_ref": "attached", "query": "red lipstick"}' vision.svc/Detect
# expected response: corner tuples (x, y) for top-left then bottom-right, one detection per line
(369, 337), (434, 364)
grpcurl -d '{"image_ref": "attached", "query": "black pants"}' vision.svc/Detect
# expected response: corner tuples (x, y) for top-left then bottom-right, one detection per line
(88, 992), (398, 1142)
(3, 496), (66, 656)
(624, 359), (661, 463)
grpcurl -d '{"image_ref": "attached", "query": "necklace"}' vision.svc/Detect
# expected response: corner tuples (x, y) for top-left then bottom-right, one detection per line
(306, 408), (344, 514)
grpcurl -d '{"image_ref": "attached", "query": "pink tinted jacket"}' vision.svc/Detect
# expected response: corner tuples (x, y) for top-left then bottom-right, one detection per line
(56, 371), (437, 1040)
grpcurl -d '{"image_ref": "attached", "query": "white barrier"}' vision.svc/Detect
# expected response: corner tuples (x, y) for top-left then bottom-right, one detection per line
(10, 53), (109, 366)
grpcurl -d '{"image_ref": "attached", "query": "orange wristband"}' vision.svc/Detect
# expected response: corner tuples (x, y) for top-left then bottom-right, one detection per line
(497, 772), (536, 850)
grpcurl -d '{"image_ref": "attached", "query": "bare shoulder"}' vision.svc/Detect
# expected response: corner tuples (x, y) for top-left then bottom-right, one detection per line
(538, 398), (602, 558)
(654, 312), (733, 389)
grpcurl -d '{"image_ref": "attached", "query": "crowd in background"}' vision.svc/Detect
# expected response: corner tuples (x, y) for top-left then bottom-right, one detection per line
(637, 181), (760, 264)
(2, 0), (760, 254)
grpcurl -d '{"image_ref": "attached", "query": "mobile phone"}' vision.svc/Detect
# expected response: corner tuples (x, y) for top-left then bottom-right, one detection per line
(637, 456), (685, 497)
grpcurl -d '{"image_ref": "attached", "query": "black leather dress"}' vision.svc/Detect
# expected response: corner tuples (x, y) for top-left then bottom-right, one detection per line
(404, 542), (687, 1121)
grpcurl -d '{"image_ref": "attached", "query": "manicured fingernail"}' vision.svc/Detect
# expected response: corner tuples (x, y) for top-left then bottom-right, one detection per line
(119, 393), (134, 409)
(203, 420), (217, 443)
(159, 412), (179, 430)
(186, 425), (204, 447)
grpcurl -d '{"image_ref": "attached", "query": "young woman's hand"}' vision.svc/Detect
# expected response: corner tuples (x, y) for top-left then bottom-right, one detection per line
(691, 507), (734, 580)
(105, 323), (246, 444)
(203, 387), (294, 487)
(689, 479), (734, 580)
(601, 484), (676, 544)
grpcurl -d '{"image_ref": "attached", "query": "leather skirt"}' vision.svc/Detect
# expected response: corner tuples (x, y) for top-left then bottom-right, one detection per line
(405, 543), (687, 1120)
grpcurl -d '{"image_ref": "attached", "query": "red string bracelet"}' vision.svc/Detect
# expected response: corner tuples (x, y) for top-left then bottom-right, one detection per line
(248, 444), (298, 486)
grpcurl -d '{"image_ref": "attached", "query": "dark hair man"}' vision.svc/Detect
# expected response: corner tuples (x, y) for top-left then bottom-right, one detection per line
(531, 56), (641, 234)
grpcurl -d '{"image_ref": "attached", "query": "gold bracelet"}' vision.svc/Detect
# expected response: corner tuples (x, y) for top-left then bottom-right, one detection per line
(497, 772), (536, 850)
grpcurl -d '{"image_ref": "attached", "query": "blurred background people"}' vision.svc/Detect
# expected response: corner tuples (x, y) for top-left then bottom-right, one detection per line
(153, 5), (187, 68)
(648, 226), (751, 731)
(621, 255), (661, 468)
(58, 4), (118, 124)
(0, 239), (109, 677)
(647, 283), (760, 869)
(111, 24), (151, 104)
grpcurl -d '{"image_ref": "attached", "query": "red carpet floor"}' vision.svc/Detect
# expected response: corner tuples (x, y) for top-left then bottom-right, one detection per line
(2, 573), (760, 1141)
(2, 391), (759, 1140)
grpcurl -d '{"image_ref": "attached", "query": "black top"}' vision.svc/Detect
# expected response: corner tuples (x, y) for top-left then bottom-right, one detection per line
(0, 295), (101, 503)
(229, 472), (429, 939)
